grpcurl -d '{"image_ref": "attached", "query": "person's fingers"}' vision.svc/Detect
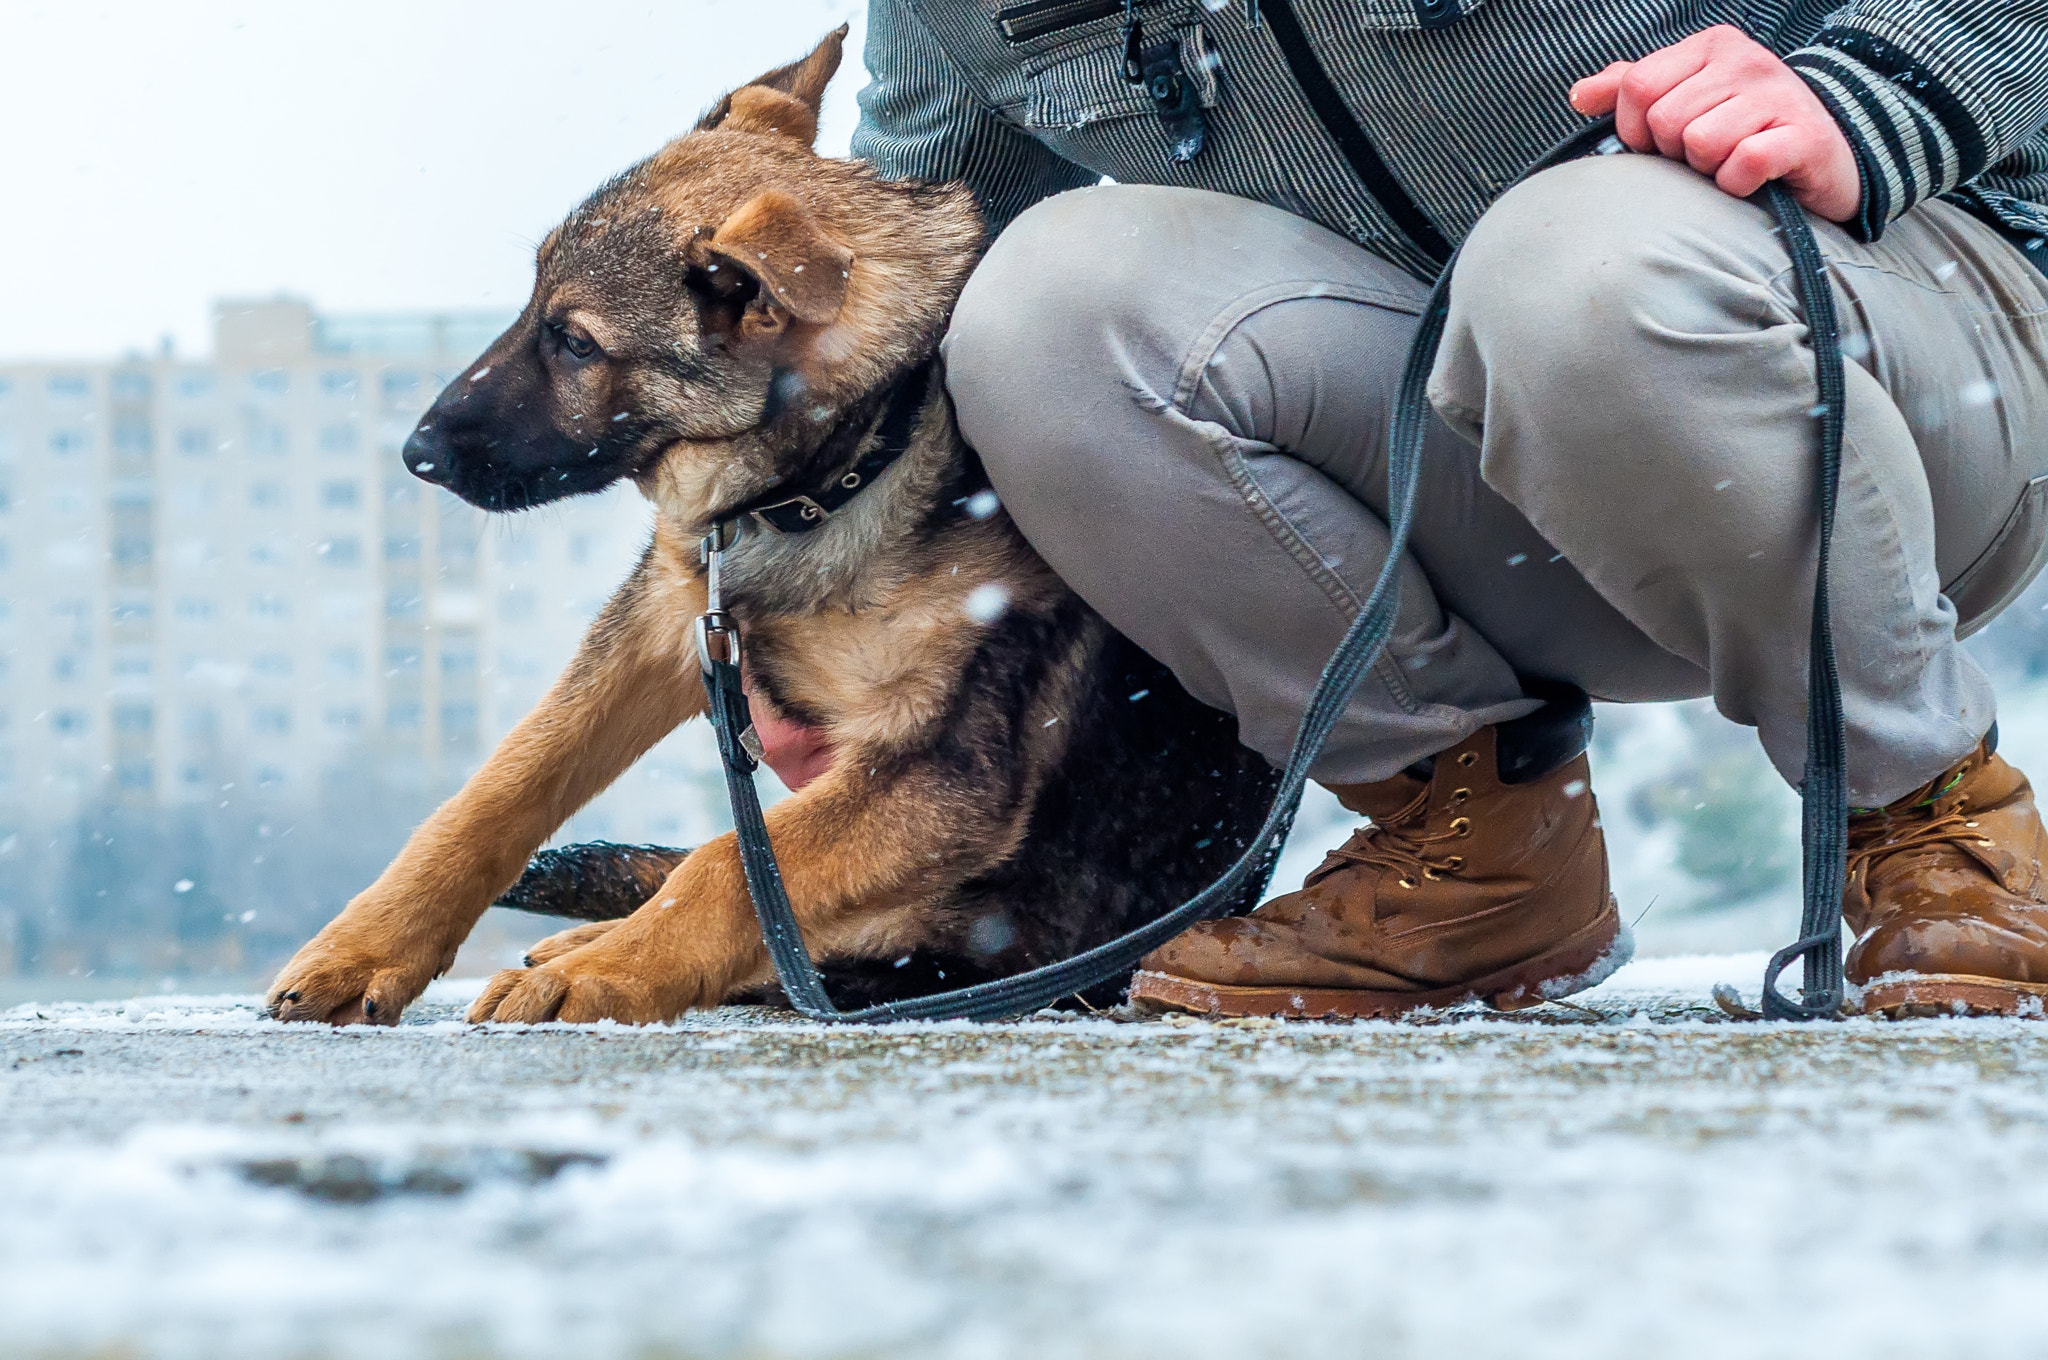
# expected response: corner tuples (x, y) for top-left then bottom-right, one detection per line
(1642, 70), (1745, 161)
(1568, 61), (1631, 116)
(1715, 123), (1809, 201)
(1613, 39), (1713, 150)
(1677, 94), (1774, 177)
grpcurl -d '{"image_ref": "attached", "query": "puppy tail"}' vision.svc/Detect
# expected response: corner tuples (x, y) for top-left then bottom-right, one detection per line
(492, 842), (694, 921)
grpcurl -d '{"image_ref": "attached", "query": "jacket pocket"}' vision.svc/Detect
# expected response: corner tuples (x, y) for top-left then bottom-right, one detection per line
(993, 0), (1125, 44)
(1948, 473), (2048, 637)
(1024, 23), (1220, 131)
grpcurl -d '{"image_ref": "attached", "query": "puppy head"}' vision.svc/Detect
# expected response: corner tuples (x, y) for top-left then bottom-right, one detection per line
(402, 27), (981, 517)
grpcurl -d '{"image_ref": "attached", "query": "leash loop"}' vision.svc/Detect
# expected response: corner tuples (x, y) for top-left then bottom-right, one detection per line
(700, 120), (1849, 1023)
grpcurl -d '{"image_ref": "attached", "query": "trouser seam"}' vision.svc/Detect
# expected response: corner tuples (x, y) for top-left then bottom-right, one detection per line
(1207, 430), (1427, 717)
(1172, 280), (1423, 414)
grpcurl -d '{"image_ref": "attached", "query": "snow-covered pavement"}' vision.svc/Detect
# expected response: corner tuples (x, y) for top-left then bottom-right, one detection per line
(4, 956), (2046, 1360)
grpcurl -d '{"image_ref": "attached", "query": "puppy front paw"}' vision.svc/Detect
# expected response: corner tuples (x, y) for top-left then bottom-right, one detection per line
(465, 956), (689, 1025)
(267, 926), (446, 1026)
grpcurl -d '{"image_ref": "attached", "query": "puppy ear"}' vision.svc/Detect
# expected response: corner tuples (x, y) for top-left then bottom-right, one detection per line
(695, 26), (848, 146)
(690, 190), (852, 334)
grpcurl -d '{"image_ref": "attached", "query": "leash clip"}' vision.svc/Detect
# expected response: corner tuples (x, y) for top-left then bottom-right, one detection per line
(697, 520), (743, 679)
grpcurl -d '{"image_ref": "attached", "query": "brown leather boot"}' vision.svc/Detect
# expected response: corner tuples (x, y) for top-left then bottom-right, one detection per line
(1846, 732), (2048, 1019)
(1130, 691), (1629, 1018)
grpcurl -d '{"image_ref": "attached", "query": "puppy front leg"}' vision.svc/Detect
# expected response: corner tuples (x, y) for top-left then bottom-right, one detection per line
(268, 542), (707, 1025)
(469, 757), (1001, 1023)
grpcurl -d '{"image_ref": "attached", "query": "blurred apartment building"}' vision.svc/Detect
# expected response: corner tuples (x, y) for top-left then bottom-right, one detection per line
(0, 299), (724, 976)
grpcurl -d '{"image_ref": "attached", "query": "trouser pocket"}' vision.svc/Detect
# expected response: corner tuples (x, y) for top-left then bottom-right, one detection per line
(1948, 473), (2048, 637)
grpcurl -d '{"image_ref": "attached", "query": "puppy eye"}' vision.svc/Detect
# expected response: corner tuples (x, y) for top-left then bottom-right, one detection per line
(552, 324), (599, 361)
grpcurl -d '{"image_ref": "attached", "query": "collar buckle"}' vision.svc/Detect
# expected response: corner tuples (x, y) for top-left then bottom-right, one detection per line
(751, 493), (830, 534)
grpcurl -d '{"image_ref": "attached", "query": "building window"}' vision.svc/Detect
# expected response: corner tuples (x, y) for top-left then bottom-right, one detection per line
(255, 765), (286, 788)
(249, 482), (286, 509)
(320, 370), (359, 397)
(319, 536), (362, 566)
(116, 761), (154, 790)
(49, 429), (88, 456)
(321, 480), (361, 509)
(51, 655), (84, 682)
(319, 422), (359, 453)
(175, 372), (214, 399)
(110, 654), (150, 677)
(384, 590), (422, 621)
(251, 651), (292, 677)
(325, 646), (362, 678)
(381, 370), (419, 403)
(385, 644), (423, 673)
(111, 371), (152, 399)
(324, 706), (363, 732)
(384, 535), (421, 561)
(250, 595), (289, 619)
(441, 647), (477, 676)
(176, 427), (214, 456)
(441, 702), (478, 733)
(249, 369), (289, 395)
(499, 589), (536, 621)
(113, 704), (154, 734)
(111, 599), (152, 624)
(52, 710), (89, 734)
(181, 706), (218, 737)
(248, 540), (287, 566)
(252, 706), (291, 735)
(247, 420), (288, 455)
(174, 597), (215, 619)
(46, 374), (90, 399)
(384, 476), (421, 507)
(112, 536), (152, 567)
(386, 701), (423, 730)
(113, 421), (152, 454)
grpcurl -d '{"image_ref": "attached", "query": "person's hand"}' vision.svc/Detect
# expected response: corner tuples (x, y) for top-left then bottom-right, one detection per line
(1569, 24), (1860, 222)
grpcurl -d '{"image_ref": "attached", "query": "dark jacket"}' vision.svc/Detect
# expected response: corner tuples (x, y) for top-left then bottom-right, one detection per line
(850, 0), (2048, 277)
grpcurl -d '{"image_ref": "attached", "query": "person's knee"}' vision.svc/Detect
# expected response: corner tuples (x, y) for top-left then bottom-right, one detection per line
(948, 185), (1140, 442)
(1449, 154), (1773, 385)
(944, 186), (1191, 518)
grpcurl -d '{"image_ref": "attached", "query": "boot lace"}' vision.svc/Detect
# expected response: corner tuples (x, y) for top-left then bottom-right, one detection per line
(1318, 786), (1472, 890)
(1846, 795), (1993, 886)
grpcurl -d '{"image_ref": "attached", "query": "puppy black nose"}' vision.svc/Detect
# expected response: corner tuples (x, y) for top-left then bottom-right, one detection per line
(403, 424), (453, 485)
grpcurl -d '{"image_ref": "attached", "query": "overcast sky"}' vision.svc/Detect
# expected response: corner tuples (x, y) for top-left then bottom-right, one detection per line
(0, 0), (870, 361)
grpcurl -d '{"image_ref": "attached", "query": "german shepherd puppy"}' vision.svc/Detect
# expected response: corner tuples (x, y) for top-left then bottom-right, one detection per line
(266, 30), (1278, 1026)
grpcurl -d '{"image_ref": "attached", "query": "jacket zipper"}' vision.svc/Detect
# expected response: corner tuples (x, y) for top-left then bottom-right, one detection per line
(1257, 0), (1453, 269)
(993, 0), (1126, 43)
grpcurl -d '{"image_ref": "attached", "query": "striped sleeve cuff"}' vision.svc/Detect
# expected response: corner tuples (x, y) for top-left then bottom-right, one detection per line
(1786, 28), (1991, 242)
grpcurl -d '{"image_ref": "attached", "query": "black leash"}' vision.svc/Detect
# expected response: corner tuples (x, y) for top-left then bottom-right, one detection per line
(699, 118), (1848, 1023)
(1758, 178), (1849, 1020)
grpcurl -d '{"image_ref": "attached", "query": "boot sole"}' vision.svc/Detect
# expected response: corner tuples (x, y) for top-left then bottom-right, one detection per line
(1858, 973), (2048, 1020)
(1128, 898), (1631, 1020)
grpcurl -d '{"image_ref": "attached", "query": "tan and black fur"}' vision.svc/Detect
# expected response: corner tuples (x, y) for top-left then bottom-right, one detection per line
(266, 31), (1278, 1025)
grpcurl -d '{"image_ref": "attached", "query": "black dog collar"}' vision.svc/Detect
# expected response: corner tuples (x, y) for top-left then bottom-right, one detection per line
(727, 362), (934, 536)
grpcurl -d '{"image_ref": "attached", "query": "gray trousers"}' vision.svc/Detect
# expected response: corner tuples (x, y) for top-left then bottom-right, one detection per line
(944, 153), (2048, 806)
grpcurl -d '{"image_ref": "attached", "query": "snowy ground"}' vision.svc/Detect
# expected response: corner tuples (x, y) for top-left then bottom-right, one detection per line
(4, 960), (2047, 1360)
